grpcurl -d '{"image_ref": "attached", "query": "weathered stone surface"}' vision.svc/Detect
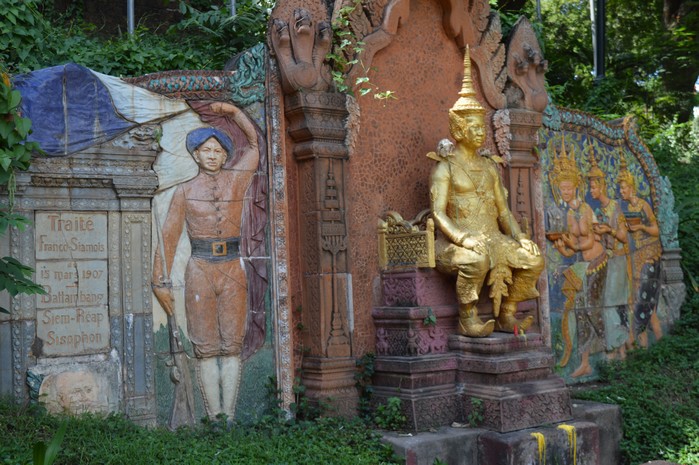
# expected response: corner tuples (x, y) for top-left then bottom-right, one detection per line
(36, 307), (110, 356)
(478, 420), (600, 465)
(384, 414), (611, 465)
(382, 427), (481, 465)
(461, 377), (572, 433)
(34, 212), (108, 260)
(572, 400), (623, 465)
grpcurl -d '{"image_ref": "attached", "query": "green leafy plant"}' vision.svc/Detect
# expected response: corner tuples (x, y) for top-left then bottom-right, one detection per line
(0, 0), (271, 77)
(467, 397), (484, 427)
(31, 422), (66, 465)
(355, 352), (376, 421)
(0, 398), (401, 465)
(373, 397), (406, 431)
(0, 71), (45, 314)
(326, 0), (396, 100)
(423, 308), (437, 327)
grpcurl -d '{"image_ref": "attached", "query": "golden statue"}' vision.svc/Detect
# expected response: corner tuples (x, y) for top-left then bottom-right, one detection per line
(428, 47), (544, 338)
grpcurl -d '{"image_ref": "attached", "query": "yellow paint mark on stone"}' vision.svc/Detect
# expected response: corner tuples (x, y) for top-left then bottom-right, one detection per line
(557, 424), (577, 465)
(530, 432), (546, 465)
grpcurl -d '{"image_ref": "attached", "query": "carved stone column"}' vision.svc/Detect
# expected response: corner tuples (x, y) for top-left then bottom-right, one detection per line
(284, 91), (357, 414)
(502, 108), (544, 327)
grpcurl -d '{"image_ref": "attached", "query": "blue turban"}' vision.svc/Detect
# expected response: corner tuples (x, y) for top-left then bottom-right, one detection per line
(186, 127), (234, 157)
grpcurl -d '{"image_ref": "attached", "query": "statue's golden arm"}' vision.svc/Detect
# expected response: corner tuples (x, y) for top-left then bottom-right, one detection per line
(489, 162), (523, 239)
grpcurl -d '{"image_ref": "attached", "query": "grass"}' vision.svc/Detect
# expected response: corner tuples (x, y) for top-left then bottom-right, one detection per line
(0, 404), (400, 465)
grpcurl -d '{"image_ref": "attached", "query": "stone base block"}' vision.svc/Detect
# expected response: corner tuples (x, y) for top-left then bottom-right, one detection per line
(461, 377), (572, 432)
(373, 354), (457, 389)
(454, 349), (554, 385)
(478, 420), (600, 465)
(384, 403), (618, 465)
(374, 385), (459, 432)
(572, 400), (622, 465)
(301, 356), (358, 417)
(382, 427), (481, 465)
(373, 305), (458, 357)
(449, 331), (544, 354)
(373, 353), (459, 431)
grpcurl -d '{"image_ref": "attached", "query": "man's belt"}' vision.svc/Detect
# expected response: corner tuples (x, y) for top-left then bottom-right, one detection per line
(190, 237), (240, 262)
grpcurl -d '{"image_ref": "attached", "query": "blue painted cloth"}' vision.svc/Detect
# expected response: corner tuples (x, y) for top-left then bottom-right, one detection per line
(185, 127), (233, 156)
(13, 63), (134, 156)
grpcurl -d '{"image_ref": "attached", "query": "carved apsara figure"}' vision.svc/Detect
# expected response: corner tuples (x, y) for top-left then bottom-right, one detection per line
(152, 102), (260, 419)
(617, 157), (663, 348)
(428, 47), (544, 338)
(548, 141), (607, 377)
(587, 146), (630, 360)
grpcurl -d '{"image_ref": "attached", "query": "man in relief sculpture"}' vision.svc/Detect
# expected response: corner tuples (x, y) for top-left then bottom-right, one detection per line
(152, 102), (259, 419)
(40, 371), (107, 415)
(429, 47), (544, 338)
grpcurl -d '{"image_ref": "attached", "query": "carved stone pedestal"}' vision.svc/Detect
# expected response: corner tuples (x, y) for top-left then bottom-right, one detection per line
(301, 356), (358, 417)
(372, 269), (460, 430)
(451, 333), (572, 433)
(373, 354), (458, 431)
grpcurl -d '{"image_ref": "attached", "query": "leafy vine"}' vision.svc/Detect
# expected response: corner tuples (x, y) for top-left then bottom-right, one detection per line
(326, 0), (396, 100)
(0, 70), (45, 313)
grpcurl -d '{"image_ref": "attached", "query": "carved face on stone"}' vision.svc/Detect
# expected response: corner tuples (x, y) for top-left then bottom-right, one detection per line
(619, 180), (635, 201)
(589, 178), (604, 200)
(558, 180), (577, 204)
(193, 137), (227, 175)
(40, 370), (106, 415)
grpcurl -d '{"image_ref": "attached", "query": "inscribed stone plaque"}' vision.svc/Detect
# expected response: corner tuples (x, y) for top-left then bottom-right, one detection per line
(37, 306), (110, 356)
(36, 260), (108, 309)
(35, 212), (108, 260)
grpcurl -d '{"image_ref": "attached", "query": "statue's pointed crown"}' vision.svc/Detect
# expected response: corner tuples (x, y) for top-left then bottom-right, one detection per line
(550, 138), (581, 186)
(585, 139), (605, 179)
(450, 46), (485, 115)
(616, 147), (635, 187)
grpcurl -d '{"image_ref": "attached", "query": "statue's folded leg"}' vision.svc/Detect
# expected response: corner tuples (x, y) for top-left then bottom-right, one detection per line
(440, 245), (494, 338)
(495, 247), (545, 333)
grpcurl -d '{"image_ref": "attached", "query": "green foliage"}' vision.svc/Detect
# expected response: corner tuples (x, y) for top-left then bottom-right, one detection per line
(289, 376), (325, 422)
(170, 0), (272, 70)
(355, 352), (376, 421)
(373, 397), (406, 431)
(466, 397), (484, 427)
(0, 398), (400, 465)
(32, 422), (66, 465)
(534, 0), (698, 123)
(645, 118), (699, 292)
(0, 72), (45, 313)
(576, 294), (699, 464)
(326, 0), (396, 100)
(423, 308), (437, 327)
(0, 0), (271, 77)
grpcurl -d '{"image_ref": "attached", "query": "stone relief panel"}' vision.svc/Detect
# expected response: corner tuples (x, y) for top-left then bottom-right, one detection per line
(5, 45), (278, 426)
(540, 106), (685, 383)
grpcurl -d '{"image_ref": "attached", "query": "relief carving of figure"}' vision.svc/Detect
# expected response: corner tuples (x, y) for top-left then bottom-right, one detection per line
(548, 141), (608, 378)
(617, 157), (663, 348)
(428, 47), (544, 338)
(587, 148), (631, 360)
(152, 102), (260, 419)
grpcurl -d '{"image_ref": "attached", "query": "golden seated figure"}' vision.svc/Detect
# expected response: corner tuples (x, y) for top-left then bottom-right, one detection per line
(428, 47), (544, 338)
